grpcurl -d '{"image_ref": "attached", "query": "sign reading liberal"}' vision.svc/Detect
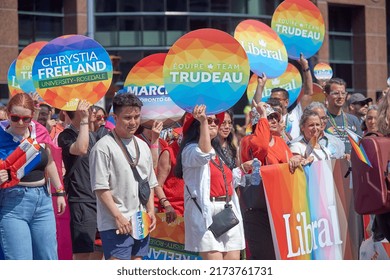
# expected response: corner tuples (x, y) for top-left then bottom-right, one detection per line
(262, 159), (360, 260)
(271, 0), (325, 60)
(16, 41), (48, 94)
(247, 63), (302, 109)
(163, 28), (250, 115)
(8, 60), (23, 97)
(32, 35), (113, 110)
(234, 19), (288, 78)
(124, 53), (185, 128)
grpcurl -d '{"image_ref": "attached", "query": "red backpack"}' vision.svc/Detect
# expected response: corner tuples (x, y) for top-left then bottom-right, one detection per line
(351, 132), (390, 214)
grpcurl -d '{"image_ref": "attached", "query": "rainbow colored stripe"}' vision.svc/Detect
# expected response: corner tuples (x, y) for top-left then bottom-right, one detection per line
(345, 128), (372, 167)
(261, 161), (345, 260)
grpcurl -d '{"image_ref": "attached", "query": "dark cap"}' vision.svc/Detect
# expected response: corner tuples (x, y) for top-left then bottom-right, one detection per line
(347, 93), (372, 106)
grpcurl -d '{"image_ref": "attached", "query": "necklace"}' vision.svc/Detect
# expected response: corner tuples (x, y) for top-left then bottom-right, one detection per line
(326, 111), (348, 138)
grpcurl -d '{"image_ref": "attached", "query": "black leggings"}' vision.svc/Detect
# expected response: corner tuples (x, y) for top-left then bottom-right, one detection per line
(375, 212), (390, 241)
(243, 208), (276, 260)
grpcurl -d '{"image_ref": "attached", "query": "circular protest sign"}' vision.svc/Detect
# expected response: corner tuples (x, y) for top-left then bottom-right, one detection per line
(271, 0), (325, 60)
(247, 63), (302, 108)
(130, 211), (151, 240)
(386, 77), (390, 87)
(313, 62), (333, 81)
(16, 41), (48, 94)
(124, 53), (185, 128)
(32, 35), (113, 110)
(163, 28), (250, 114)
(8, 60), (24, 97)
(234, 19), (288, 78)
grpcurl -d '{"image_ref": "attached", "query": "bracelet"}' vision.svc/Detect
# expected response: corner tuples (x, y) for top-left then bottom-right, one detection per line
(80, 121), (89, 125)
(150, 144), (159, 149)
(303, 67), (310, 72)
(159, 197), (168, 207)
(52, 192), (66, 197)
(56, 186), (65, 192)
(241, 163), (248, 174)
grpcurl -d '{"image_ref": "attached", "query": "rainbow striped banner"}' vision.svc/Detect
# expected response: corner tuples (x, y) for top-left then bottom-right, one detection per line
(261, 159), (361, 260)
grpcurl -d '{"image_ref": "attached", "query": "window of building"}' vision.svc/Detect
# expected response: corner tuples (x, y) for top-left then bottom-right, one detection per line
(328, 5), (354, 89)
(18, 0), (63, 48)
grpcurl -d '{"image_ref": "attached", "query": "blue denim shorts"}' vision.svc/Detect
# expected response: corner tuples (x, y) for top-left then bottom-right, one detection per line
(100, 229), (150, 260)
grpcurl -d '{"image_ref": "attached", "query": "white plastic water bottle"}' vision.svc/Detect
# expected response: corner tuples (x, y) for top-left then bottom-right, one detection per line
(251, 158), (261, 186)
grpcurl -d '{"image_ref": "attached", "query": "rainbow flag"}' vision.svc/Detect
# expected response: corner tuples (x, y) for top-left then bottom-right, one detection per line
(345, 128), (372, 167)
(261, 159), (361, 260)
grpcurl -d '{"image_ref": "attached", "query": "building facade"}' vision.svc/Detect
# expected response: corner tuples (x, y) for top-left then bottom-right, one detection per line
(0, 0), (388, 119)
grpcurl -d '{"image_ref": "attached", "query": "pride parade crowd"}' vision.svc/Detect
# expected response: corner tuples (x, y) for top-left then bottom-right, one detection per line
(0, 58), (389, 260)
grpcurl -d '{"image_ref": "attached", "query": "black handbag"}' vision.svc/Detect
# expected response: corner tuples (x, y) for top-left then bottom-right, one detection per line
(208, 204), (239, 238)
(110, 131), (151, 206)
(186, 156), (239, 238)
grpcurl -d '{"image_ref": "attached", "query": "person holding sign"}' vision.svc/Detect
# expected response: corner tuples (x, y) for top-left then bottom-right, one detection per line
(89, 93), (158, 260)
(0, 93), (66, 260)
(174, 105), (245, 260)
(239, 100), (302, 260)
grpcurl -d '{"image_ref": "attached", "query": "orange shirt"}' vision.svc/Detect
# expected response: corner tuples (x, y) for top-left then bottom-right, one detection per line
(240, 118), (292, 166)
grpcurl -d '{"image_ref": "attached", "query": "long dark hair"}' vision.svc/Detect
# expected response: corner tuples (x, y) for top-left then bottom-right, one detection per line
(174, 118), (229, 178)
(218, 109), (237, 166)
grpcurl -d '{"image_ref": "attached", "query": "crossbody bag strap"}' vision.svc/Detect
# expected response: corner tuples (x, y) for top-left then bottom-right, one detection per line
(109, 131), (142, 182)
(210, 155), (230, 207)
(185, 185), (202, 213)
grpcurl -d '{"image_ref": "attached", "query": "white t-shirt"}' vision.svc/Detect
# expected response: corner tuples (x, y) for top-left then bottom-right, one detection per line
(285, 103), (302, 140)
(89, 134), (158, 231)
(289, 140), (332, 162)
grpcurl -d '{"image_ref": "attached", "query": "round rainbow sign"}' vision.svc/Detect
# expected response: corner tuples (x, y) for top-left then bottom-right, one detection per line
(32, 35), (113, 110)
(131, 211), (151, 240)
(8, 60), (23, 97)
(246, 63), (302, 108)
(16, 41), (48, 94)
(313, 62), (333, 81)
(124, 53), (185, 128)
(234, 19), (288, 78)
(163, 28), (250, 114)
(271, 0), (325, 60)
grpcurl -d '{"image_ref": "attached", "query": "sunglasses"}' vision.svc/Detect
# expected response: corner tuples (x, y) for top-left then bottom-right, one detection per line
(267, 113), (280, 122)
(10, 114), (33, 123)
(207, 117), (220, 125)
(96, 115), (105, 121)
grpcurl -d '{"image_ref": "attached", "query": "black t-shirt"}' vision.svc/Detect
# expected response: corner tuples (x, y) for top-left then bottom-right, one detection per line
(58, 126), (96, 203)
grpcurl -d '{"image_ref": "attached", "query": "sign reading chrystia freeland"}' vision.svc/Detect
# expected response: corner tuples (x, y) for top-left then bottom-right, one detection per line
(32, 35), (113, 110)
(163, 28), (250, 115)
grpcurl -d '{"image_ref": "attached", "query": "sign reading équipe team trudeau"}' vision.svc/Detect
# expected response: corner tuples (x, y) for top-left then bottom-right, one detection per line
(271, 0), (325, 60)
(163, 28), (250, 115)
(124, 53), (185, 129)
(234, 19), (288, 79)
(32, 34), (113, 110)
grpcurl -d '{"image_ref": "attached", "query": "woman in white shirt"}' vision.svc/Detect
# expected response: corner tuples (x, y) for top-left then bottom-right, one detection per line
(289, 110), (332, 162)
